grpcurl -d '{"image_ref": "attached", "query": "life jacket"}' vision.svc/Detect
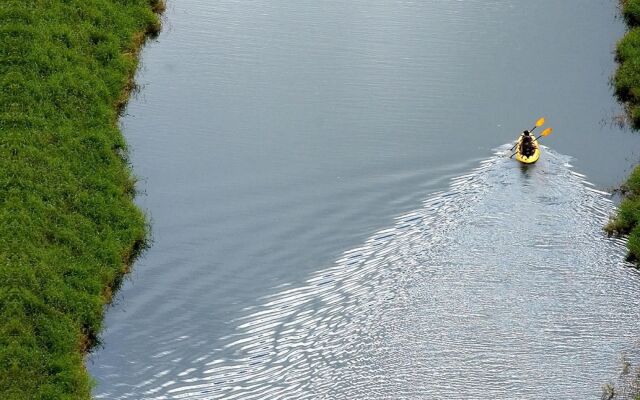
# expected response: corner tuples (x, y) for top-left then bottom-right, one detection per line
(521, 136), (534, 157)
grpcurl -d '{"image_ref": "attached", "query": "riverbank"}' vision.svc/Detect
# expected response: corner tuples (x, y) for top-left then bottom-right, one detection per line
(1, 1), (163, 398)
(615, 0), (640, 128)
(605, 167), (640, 261)
(607, 0), (640, 261)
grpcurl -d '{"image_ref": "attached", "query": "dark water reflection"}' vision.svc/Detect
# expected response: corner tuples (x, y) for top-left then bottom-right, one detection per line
(90, 0), (640, 398)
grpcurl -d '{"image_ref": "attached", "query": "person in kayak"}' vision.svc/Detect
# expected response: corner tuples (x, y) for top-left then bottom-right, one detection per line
(520, 130), (535, 157)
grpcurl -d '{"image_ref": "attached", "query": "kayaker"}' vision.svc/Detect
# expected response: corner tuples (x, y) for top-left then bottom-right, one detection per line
(520, 130), (535, 157)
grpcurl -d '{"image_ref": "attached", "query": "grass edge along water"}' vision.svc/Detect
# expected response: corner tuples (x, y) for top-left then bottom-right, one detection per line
(608, 0), (640, 264)
(1, 0), (164, 398)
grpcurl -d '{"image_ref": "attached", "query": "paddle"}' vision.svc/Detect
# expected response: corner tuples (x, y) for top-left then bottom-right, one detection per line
(509, 127), (553, 158)
(534, 127), (553, 141)
(509, 117), (545, 151)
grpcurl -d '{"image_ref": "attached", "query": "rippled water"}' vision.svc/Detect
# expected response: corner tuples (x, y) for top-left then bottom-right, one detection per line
(95, 150), (640, 399)
(89, 0), (640, 398)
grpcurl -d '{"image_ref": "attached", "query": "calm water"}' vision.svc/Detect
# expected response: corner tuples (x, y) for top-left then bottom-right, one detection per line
(89, 0), (640, 398)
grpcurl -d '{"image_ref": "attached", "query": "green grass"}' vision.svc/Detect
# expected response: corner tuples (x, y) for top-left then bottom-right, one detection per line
(606, 167), (640, 261)
(609, 0), (640, 263)
(616, 0), (640, 127)
(0, 0), (163, 398)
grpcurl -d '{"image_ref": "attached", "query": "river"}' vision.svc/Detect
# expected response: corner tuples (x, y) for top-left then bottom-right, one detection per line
(89, 0), (640, 398)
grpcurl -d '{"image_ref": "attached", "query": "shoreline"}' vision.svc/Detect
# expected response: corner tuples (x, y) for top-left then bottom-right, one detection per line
(1, 1), (164, 398)
(607, 0), (640, 262)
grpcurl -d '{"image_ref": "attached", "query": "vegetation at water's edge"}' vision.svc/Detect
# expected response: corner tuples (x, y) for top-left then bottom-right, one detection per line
(606, 167), (640, 261)
(608, 0), (640, 262)
(616, 0), (640, 128)
(601, 355), (640, 400)
(1, 0), (164, 398)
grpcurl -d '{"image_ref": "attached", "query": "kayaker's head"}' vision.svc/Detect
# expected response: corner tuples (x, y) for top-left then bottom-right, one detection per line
(523, 130), (530, 136)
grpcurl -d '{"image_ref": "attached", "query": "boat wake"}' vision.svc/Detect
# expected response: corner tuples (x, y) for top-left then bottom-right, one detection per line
(98, 148), (640, 399)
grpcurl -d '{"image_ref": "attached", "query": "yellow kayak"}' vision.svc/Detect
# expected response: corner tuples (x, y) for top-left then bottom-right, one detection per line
(514, 134), (540, 164)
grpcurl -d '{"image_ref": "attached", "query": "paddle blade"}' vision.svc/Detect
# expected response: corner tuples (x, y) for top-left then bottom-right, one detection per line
(535, 117), (545, 127)
(541, 127), (553, 136)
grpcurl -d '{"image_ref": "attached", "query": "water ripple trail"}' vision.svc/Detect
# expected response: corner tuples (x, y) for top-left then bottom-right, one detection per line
(101, 149), (640, 399)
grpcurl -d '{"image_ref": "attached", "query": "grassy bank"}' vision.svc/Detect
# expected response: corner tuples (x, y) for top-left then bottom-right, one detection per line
(615, 0), (640, 128)
(1, 0), (163, 398)
(608, 0), (640, 261)
(606, 168), (640, 260)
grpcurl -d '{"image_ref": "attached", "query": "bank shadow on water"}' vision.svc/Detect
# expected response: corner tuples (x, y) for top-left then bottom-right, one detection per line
(96, 147), (640, 400)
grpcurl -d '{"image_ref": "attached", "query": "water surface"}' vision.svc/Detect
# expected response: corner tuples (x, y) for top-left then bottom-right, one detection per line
(89, 0), (640, 398)
(152, 150), (640, 399)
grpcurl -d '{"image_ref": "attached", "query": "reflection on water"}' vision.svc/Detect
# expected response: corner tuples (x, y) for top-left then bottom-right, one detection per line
(95, 149), (640, 399)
